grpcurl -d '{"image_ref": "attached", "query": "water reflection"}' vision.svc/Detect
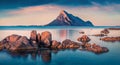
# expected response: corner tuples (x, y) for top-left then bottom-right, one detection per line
(8, 49), (52, 63)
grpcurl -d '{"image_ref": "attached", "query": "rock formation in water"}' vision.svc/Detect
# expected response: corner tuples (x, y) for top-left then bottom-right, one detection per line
(0, 30), (109, 54)
(77, 35), (109, 54)
(0, 34), (35, 51)
(100, 36), (120, 42)
(41, 31), (52, 48)
(101, 29), (109, 34)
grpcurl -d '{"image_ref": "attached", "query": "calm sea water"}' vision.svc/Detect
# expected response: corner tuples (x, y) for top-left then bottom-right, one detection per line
(0, 26), (120, 65)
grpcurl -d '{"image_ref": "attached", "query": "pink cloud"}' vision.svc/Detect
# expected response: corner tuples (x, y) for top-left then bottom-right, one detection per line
(8, 5), (59, 15)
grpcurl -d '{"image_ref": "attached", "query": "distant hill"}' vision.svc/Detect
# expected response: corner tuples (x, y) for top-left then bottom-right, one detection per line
(46, 10), (94, 26)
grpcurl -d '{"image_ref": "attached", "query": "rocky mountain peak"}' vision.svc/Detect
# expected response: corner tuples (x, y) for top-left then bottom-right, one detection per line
(46, 10), (94, 26)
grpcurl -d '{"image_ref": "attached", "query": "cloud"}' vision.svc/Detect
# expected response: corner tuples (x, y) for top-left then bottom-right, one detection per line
(0, 0), (120, 10)
(8, 5), (59, 15)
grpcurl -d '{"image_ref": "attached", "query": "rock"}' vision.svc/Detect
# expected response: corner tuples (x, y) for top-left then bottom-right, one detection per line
(84, 43), (91, 48)
(107, 28), (120, 30)
(61, 39), (80, 49)
(0, 34), (35, 51)
(79, 31), (84, 34)
(101, 29), (109, 34)
(30, 30), (38, 47)
(77, 35), (91, 43)
(0, 42), (4, 51)
(57, 44), (63, 49)
(37, 33), (41, 47)
(30, 30), (38, 41)
(102, 47), (109, 52)
(41, 31), (52, 48)
(92, 34), (107, 37)
(80, 43), (109, 54)
(91, 43), (109, 54)
(51, 40), (60, 49)
(100, 37), (120, 42)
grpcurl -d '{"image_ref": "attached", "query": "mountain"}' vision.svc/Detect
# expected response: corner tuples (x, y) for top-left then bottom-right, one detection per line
(46, 10), (94, 26)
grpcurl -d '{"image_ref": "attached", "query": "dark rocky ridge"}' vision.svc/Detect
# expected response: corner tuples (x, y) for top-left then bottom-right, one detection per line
(46, 10), (94, 26)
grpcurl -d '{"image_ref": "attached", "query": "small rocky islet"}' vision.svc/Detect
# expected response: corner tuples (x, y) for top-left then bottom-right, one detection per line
(0, 30), (109, 54)
(0, 30), (110, 54)
(91, 28), (120, 42)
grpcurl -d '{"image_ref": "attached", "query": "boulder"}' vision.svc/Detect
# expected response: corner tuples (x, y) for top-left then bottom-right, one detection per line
(80, 43), (109, 54)
(79, 31), (85, 34)
(51, 40), (60, 49)
(37, 33), (41, 43)
(57, 44), (63, 49)
(41, 31), (52, 48)
(30, 30), (38, 41)
(101, 29), (109, 34)
(0, 34), (35, 51)
(30, 30), (38, 47)
(77, 35), (91, 43)
(91, 43), (109, 54)
(0, 42), (4, 51)
(61, 39), (80, 49)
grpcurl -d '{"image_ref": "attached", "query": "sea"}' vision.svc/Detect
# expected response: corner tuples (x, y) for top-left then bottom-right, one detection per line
(0, 26), (120, 65)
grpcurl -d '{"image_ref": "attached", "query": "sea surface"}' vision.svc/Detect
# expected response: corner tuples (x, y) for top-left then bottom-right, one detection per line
(0, 26), (120, 65)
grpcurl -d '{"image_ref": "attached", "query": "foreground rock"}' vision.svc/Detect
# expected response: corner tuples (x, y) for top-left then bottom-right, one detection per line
(0, 34), (36, 51)
(51, 39), (80, 49)
(51, 40), (60, 49)
(60, 39), (80, 49)
(80, 43), (109, 54)
(0, 30), (109, 54)
(77, 35), (109, 54)
(100, 37), (120, 42)
(30, 30), (38, 47)
(41, 31), (52, 48)
(77, 35), (91, 43)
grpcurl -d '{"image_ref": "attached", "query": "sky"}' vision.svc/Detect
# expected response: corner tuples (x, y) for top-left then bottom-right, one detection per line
(0, 0), (120, 26)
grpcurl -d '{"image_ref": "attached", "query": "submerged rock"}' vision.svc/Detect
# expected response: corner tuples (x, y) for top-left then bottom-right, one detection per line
(107, 28), (120, 30)
(77, 35), (91, 43)
(92, 34), (107, 37)
(100, 37), (120, 42)
(79, 31), (85, 34)
(101, 29), (109, 34)
(41, 31), (52, 48)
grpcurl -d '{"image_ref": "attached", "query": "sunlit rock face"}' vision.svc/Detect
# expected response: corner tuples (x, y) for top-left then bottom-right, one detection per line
(77, 35), (91, 43)
(0, 34), (34, 51)
(41, 31), (52, 48)
(30, 30), (38, 47)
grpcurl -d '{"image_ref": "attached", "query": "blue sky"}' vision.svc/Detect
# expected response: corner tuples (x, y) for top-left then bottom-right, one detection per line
(0, 0), (120, 26)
